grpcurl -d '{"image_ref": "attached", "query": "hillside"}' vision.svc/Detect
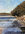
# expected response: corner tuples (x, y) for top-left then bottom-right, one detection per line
(0, 13), (10, 15)
(11, 1), (25, 16)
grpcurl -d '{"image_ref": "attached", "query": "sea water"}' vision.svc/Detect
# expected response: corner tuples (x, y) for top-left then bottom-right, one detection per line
(0, 17), (22, 34)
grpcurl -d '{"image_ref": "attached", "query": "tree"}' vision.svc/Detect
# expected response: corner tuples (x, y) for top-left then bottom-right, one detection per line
(11, 1), (25, 16)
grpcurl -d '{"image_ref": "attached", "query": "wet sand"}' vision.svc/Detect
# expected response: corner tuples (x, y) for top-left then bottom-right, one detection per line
(0, 28), (5, 34)
(0, 28), (2, 34)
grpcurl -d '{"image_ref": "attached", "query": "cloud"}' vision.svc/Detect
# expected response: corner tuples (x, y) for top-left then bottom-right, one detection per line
(20, 0), (25, 1)
(0, 9), (8, 13)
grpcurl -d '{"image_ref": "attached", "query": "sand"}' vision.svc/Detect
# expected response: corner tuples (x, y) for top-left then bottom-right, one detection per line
(0, 28), (5, 34)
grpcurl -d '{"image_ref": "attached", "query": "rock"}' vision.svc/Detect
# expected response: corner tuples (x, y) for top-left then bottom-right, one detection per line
(12, 20), (22, 27)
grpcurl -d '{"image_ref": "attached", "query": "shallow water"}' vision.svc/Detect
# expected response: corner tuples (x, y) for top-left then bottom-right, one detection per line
(0, 20), (13, 28)
(0, 17), (16, 27)
(0, 17), (16, 19)
(2, 27), (22, 34)
(0, 17), (22, 33)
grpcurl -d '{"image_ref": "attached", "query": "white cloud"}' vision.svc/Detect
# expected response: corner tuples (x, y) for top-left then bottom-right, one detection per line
(0, 5), (3, 9)
(0, 5), (8, 13)
(20, 0), (25, 1)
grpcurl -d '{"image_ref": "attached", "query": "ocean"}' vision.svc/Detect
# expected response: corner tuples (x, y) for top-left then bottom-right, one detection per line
(0, 16), (22, 34)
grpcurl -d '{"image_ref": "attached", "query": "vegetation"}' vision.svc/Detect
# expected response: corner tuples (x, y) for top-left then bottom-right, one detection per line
(0, 13), (10, 15)
(11, 1), (25, 16)
(20, 27), (25, 32)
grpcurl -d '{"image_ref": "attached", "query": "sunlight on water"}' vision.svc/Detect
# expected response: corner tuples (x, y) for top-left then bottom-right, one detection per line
(2, 27), (22, 34)
(0, 17), (16, 28)
(0, 20), (13, 28)
(0, 17), (22, 34)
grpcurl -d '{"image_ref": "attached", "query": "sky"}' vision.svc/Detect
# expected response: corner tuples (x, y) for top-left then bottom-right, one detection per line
(0, 0), (25, 13)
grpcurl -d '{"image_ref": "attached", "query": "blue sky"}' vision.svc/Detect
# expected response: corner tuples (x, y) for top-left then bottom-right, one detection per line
(0, 0), (25, 13)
